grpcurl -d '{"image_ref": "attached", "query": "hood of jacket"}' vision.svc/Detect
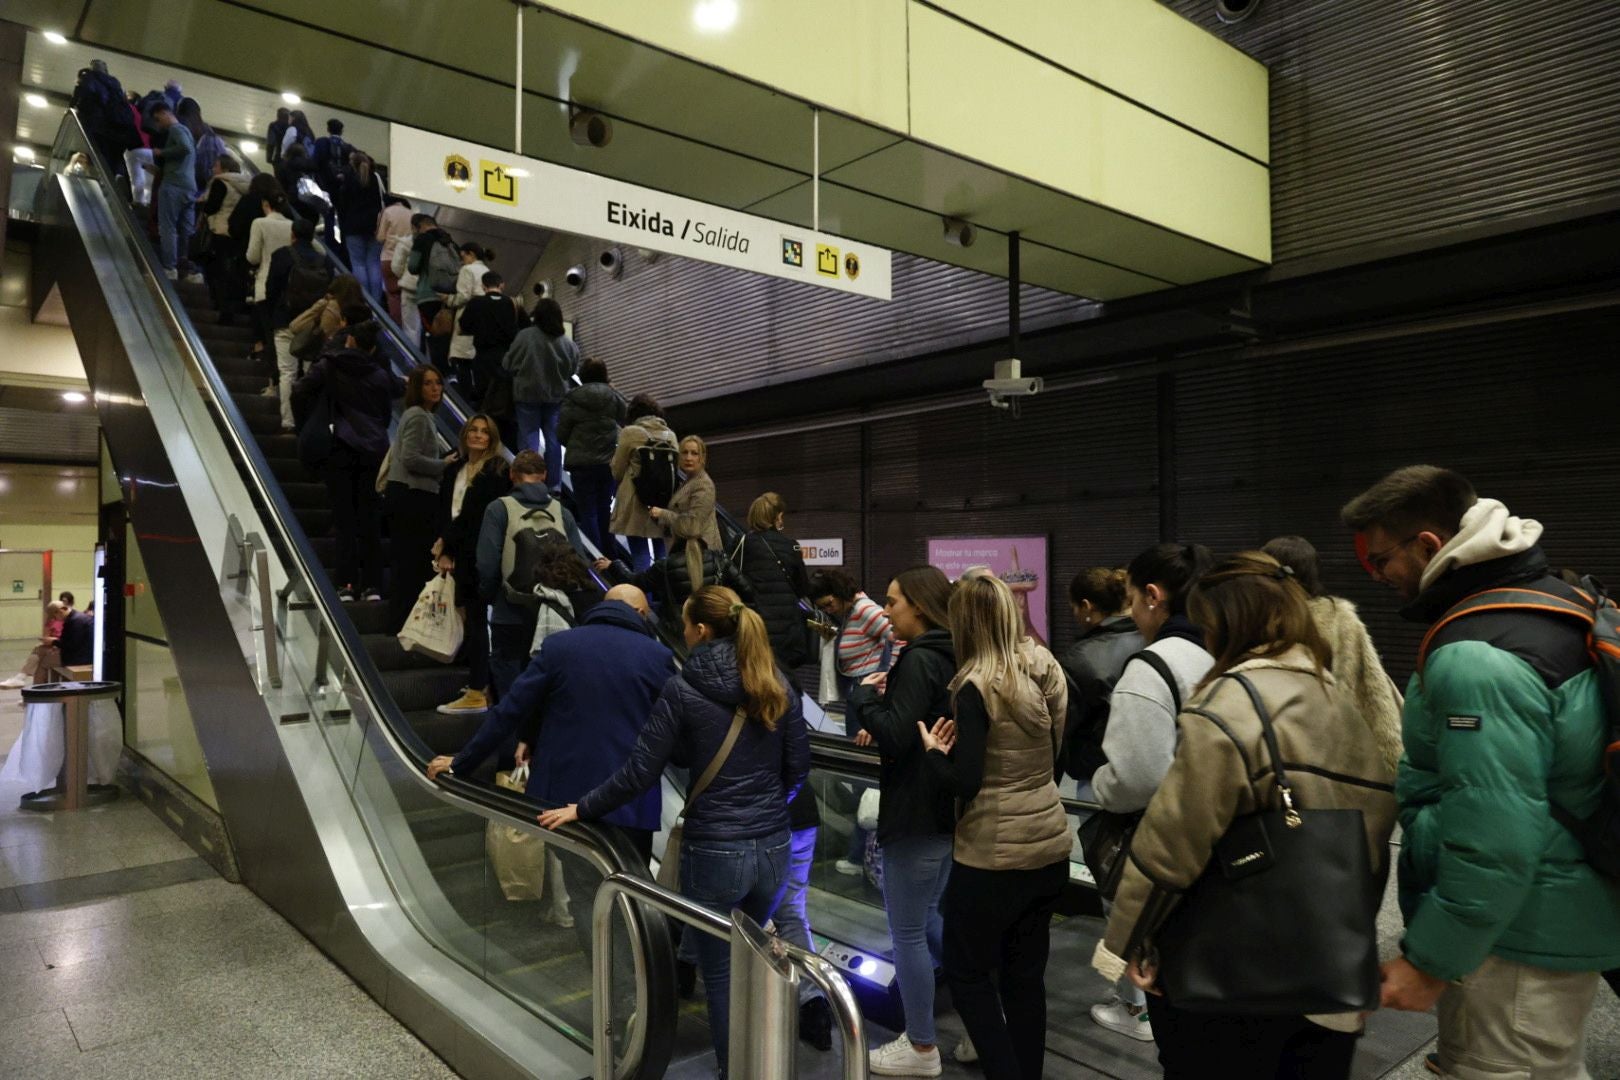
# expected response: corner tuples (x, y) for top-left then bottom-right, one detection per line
(582, 599), (655, 638)
(682, 639), (744, 708)
(216, 171), (250, 195)
(1154, 613), (1206, 650)
(569, 381), (624, 416)
(510, 480), (555, 509)
(1418, 497), (1544, 594)
(329, 346), (384, 381)
(1402, 546), (1550, 625)
(899, 627), (955, 662)
(630, 416), (674, 441)
(1079, 613), (1137, 643)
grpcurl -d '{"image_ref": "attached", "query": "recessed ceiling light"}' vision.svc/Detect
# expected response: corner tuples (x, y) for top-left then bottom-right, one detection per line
(504, 167), (531, 178)
(14, 146), (35, 161)
(239, 140), (259, 155)
(62, 391), (88, 403)
(24, 93), (48, 109)
(281, 91), (301, 105)
(43, 31), (68, 45)
(693, 0), (738, 33)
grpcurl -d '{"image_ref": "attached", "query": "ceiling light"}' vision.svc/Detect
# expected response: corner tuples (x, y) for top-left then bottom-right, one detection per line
(504, 167), (531, 178)
(693, 0), (738, 33)
(62, 391), (87, 404)
(239, 140), (259, 155)
(43, 31), (68, 45)
(280, 91), (301, 105)
(13, 146), (36, 161)
(25, 93), (48, 109)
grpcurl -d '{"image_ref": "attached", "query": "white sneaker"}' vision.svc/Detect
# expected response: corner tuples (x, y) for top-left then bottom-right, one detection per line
(163, 268), (178, 281)
(868, 1034), (942, 1077)
(0, 674), (28, 690)
(834, 859), (863, 877)
(1090, 998), (1154, 1042)
(543, 904), (575, 929)
(184, 272), (205, 284)
(953, 1034), (978, 1063)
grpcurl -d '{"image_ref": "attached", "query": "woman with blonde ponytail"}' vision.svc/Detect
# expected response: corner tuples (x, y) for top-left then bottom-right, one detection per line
(539, 585), (808, 1077)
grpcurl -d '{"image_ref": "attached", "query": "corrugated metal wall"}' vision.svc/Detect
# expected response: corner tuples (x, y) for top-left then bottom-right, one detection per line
(528, 233), (1091, 406)
(1163, 0), (1620, 264)
(0, 405), (99, 464)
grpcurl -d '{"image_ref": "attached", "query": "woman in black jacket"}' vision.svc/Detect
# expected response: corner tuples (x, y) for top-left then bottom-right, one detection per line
(846, 565), (959, 1078)
(431, 413), (510, 715)
(540, 585), (810, 1078)
(596, 522), (755, 636)
(1060, 566), (1146, 785)
(735, 491), (813, 674)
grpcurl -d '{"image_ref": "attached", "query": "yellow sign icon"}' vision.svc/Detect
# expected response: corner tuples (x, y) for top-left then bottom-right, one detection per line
(480, 160), (518, 205)
(816, 244), (839, 278)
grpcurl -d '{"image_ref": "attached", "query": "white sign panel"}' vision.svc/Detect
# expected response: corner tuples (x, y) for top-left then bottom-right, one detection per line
(389, 124), (892, 301)
(797, 538), (844, 566)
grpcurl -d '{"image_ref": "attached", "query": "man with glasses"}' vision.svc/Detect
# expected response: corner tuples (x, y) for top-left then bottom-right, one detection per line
(1342, 465), (1620, 1078)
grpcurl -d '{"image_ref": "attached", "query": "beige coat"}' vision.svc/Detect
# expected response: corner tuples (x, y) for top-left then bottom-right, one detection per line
(289, 296), (344, 341)
(663, 470), (722, 553)
(949, 640), (1072, 871)
(1094, 648), (1397, 981)
(1309, 595), (1404, 773)
(609, 418), (678, 538)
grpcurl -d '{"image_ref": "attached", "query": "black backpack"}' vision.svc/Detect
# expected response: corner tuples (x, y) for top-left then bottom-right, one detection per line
(1418, 575), (1620, 879)
(284, 249), (333, 318)
(632, 441), (679, 509)
(502, 505), (583, 607)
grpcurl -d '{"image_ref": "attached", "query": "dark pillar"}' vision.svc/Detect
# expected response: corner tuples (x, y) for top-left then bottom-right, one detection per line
(1157, 370), (1177, 542)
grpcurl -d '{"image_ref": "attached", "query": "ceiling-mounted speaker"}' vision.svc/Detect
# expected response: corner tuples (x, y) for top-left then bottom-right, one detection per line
(1214, 0), (1261, 24)
(565, 265), (588, 291)
(599, 247), (624, 279)
(942, 216), (977, 248)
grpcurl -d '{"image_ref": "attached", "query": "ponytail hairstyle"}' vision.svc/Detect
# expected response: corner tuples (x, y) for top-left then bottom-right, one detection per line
(686, 585), (788, 729)
(1186, 551), (1332, 690)
(1069, 566), (1129, 614)
(1259, 535), (1324, 598)
(1126, 542), (1214, 616)
(948, 572), (1022, 702)
(746, 491), (787, 532)
(459, 241), (492, 264)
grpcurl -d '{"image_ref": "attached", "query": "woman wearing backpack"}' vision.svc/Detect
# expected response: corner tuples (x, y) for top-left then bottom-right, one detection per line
(539, 585), (810, 1079)
(610, 394), (679, 569)
(385, 365), (457, 631)
(650, 435), (722, 553)
(431, 413), (510, 716)
(1084, 543), (1215, 1044)
(407, 213), (458, 367)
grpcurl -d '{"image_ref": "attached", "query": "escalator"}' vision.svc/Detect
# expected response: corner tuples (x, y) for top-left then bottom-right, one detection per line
(33, 111), (678, 1080)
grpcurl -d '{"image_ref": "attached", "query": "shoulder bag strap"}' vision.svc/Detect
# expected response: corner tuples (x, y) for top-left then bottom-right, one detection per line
(1226, 671), (1301, 823)
(682, 706), (748, 817)
(1132, 649), (1182, 714)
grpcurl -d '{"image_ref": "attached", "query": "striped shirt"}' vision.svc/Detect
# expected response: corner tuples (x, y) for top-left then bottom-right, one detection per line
(837, 594), (896, 678)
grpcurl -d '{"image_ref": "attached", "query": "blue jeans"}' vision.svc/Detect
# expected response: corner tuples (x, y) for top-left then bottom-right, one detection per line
(570, 462), (615, 554)
(881, 833), (953, 1045)
(344, 232), (384, 299)
(628, 535), (665, 571)
(516, 401), (563, 488)
(772, 826), (822, 1004)
(681, 830), (792, 1071)
(157, 183), (196, 272)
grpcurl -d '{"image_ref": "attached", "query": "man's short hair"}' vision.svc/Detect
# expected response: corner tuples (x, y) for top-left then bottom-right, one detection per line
(291, 216), (316, 241)
(326, 118), (344, 135)
(510, 450), (547, 479)
(1340, 465), (1477, 537)
(481, 270), (503, 289)
(410, 213), (435, 229)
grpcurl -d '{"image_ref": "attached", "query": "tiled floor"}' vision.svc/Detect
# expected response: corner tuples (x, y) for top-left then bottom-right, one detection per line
(0, 640), (458, 1080)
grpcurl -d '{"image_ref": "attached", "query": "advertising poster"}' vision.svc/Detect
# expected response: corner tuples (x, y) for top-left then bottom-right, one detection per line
(926, 536), (1050, 648)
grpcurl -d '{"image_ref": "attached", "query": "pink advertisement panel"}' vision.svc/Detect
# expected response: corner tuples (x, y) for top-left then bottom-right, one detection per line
(926, 536), (1050, 648)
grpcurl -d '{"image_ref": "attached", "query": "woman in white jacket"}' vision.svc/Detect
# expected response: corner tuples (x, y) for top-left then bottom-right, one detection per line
(244, 192), (295, 395)
(445, 242), (490, 392)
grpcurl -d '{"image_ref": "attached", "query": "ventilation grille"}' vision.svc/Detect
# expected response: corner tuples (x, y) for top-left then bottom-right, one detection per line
(0, 406), (99, 464)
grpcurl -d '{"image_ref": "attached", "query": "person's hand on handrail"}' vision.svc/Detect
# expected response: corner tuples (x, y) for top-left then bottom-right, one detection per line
(537, 803), (579, 830)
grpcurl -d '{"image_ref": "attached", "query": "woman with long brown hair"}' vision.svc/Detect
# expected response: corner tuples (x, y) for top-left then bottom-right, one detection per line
(431, 413), (509, 715)
(385, 365), (456, 629)
(1093, 552), (1396, 1079)
(539, 585), (809, 1077)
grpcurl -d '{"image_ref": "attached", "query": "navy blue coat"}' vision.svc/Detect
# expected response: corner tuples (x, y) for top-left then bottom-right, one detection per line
(579, 639), (810, 841)
(451, 600), (676, 830)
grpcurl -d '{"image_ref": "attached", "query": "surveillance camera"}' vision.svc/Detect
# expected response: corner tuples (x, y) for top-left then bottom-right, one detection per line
(982, 358), (1041, 407)
(942, 216), (976, 248)
(569, 108), (613, 148)
(599, 246), (623, 279)
(532, 280), (552, 300)
(565, 265), (587, 291)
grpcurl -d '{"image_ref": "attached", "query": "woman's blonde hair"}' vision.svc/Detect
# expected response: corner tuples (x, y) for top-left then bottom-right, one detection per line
(680, 435), (707, 472)
(948, 572), (1022, 701)
(686, 585), (788, 729)
(1186, 551), (1333, 690)
(457, 413), (503, 478)
(747, 491), (787, 532)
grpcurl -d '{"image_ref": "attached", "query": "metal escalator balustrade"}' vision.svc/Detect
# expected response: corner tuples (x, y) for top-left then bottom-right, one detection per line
(38, 110), (677, 1080)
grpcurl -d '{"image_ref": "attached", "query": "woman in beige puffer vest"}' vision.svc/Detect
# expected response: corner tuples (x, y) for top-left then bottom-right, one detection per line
(920, 573), (1070, 1080)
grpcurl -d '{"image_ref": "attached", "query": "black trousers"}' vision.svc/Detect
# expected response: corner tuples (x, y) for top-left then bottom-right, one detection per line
(1150, 996), (1357, 1080)
(385, 483), (440, 632)
(942, 858), (1067, 1080)
(325, 442), (384, 593)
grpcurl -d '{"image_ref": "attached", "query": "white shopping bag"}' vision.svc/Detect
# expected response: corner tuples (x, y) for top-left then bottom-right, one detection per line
(487, 765), (548, 902)
(817, 636), (842, 706)
(398, 572), (464, 662)
(857, 787), (882, 832)
(0, 701), (65, 790)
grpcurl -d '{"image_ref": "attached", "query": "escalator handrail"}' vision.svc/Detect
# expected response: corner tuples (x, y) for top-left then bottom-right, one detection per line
(50, 110), (674, 1077)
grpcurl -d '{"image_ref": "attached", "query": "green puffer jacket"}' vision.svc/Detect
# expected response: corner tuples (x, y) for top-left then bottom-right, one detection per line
(1397, 550), (1620, 981)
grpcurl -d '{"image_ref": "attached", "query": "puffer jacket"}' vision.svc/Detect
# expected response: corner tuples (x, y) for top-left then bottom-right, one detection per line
(1309, 595), (1404, 774)
(557, 382), (628, 468)
(1395, 544), (1620, 979)
(610, 545), (755, 630)
(610, 418), (679, 538)
(1060, 613), (1145, 782)
(578, 639), (810, 841)
(503, 326), (580, 404)
(1094, 648), (1397, 982)
(738, 530), (812, 670)
(848, 628), (958, 843)
(934, 640), (1071, 870)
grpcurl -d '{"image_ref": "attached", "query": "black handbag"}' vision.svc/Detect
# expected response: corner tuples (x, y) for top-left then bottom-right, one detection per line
(1154, 672), (1383, 1015)
(1078, 809), (1141, 900)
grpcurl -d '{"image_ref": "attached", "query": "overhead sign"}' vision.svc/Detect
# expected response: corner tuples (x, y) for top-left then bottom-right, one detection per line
(390, 124), (892, 301)
(797, 539), (844, 566)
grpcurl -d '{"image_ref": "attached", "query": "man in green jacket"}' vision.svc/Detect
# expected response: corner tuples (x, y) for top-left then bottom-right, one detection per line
(1343, 465), (1620, 1078)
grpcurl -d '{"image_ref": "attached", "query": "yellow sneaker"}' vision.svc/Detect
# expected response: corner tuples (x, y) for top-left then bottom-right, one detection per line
(436, 688), (488, 715)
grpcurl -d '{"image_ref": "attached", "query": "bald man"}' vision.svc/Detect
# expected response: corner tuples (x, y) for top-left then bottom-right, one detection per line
(431, 582), (674, 876)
